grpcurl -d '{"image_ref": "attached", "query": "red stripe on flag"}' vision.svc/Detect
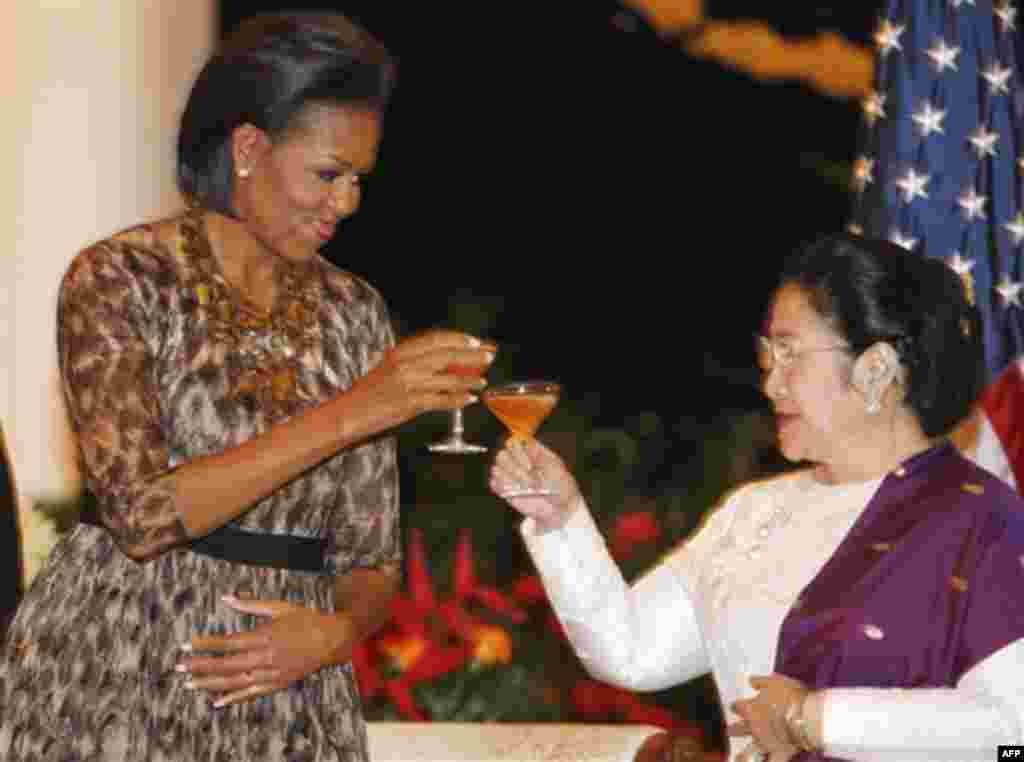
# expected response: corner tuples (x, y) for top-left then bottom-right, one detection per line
(980, 361), (1024, 489)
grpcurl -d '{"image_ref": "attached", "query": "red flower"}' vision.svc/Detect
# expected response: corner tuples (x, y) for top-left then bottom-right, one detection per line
(379, 636), (474, 720)
(569, 679), (705, 741)
(570, 679), (628, 716)
(359, 528), (530, 720)
(351, 641), (382, 699)
(509, 575), (548, 605)
(378, 633), (430, 672)
(622, 701), (699, 733)
(436, 595), (479, 639)
(405, 528), (436, 613)
(402, 643), (472, 682)
(452, 528), (475, 598)
(467, 622), (513, 666)
(383, 680), (426, 721)
(610, 511), (661, 559)
(451, 529), (527, 623)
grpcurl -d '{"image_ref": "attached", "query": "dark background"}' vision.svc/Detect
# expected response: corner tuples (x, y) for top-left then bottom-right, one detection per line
(219, 0), (881, 423)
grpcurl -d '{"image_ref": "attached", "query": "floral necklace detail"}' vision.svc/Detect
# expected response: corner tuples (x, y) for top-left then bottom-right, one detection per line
(176, 209), (323, 409)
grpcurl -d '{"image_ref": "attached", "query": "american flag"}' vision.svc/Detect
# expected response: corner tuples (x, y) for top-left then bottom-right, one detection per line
(848, 0), (1024, 488)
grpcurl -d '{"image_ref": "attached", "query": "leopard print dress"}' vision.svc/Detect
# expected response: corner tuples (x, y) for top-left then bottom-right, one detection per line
(0, 210), (400, 761)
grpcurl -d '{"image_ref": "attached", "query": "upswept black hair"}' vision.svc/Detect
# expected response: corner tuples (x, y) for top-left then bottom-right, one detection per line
(777, 233), (984, 437)
(177, 12), (396, 215)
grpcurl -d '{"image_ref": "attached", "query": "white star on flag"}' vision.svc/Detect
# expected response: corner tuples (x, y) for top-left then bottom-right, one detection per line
(1005, 212), (1024, 245)
(863, 91), (887, 126)
(895, 168), (930, 203)
(890, 230), (918, 250)
(925, 38), (960, 72)
(912, 102), (946, 136)
(996, 276), (1024, 307)
(995, 2), (1018, 32)
(958, 187), (988, 221)
(874, 20), (905, 56)
(982, 62), (1013, 95)
(850, 0), (1024, 490)
(968, 125), (999, 158)
(852, 157), (875, 192)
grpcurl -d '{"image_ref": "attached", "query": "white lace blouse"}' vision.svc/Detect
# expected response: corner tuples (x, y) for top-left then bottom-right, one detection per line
(521, 469), (1024, 761)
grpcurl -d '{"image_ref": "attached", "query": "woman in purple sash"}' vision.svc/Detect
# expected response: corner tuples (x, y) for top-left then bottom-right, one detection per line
(491, 234), (1024, 761)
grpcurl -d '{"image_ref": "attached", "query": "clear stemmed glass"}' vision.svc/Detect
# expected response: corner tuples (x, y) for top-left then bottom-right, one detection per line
(428, 363), (489, 454)
(482, 380), (561, 496)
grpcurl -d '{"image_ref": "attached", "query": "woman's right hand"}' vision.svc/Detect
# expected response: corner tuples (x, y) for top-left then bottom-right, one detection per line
(347, 330), (495, 431)
(489, 438), (581, 532)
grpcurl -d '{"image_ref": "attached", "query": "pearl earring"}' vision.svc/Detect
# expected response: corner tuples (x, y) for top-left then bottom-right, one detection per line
(237, 167), (251, 179)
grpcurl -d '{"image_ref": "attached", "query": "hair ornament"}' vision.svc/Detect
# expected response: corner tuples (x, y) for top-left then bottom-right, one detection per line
(958, 269), (975, 307)
(950, 264), (974, 307)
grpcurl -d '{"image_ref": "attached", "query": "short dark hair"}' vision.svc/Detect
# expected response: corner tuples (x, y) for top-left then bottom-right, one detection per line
(177, 12), (396, 215)
(777, 233), (984, 437)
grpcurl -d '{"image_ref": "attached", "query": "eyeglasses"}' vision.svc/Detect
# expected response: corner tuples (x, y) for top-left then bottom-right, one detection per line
(756, 334), (849, 374)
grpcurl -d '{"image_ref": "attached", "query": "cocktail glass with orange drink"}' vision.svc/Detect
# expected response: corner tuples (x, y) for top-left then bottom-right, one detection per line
(428, 362), (490, 454)
(481, 380), (561, 496)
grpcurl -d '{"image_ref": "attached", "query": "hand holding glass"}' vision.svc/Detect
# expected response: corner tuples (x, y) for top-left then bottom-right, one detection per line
(428, 362), (490, 454)
(482, 380), (560, 496)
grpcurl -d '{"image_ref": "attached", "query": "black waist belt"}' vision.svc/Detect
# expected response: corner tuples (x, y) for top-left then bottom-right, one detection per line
(78, 506), (328, 573)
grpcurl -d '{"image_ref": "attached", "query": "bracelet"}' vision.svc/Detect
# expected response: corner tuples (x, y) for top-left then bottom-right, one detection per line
(784, 692), (819, 753)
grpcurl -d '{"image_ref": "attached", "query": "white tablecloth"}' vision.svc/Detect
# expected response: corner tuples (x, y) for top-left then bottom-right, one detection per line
(366, 723), (663, 762)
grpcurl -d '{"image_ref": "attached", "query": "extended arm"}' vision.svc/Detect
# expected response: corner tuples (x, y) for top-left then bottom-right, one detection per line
(59, 242), (490, 561)
(491, 438), (716, 691)
(521, 503), (711, 691)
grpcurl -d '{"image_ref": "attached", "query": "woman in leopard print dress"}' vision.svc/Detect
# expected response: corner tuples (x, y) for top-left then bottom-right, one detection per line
(0, 13), (494, 761)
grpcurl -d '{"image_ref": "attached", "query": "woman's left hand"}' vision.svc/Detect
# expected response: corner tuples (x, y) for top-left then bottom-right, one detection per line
(728, 674), (809, 761)
(178, 594), (353, 708)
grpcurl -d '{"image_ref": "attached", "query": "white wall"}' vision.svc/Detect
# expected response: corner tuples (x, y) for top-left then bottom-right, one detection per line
(4, 2), (213, 513)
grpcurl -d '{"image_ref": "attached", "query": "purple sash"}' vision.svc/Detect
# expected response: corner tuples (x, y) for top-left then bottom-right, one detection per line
(773, 442), (1024, 760)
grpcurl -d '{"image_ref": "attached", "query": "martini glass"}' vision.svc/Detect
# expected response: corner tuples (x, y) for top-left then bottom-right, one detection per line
(428, 363), (489, 454)
(482, 380), (561, 497)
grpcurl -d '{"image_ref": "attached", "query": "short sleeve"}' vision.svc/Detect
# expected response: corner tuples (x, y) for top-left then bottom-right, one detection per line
(58, 238), (186, 559)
